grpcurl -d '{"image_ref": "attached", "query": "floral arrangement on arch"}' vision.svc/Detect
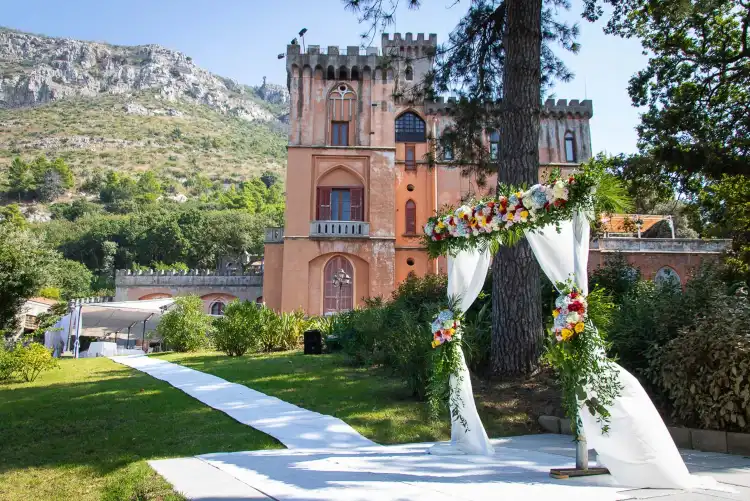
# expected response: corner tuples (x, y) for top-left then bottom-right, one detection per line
(421, 163), (628, 258)
(431, 309), (460, 348)
(426, 301), (469, 429)
(545, 280), (622, 435)
(553, 289), (588, 342)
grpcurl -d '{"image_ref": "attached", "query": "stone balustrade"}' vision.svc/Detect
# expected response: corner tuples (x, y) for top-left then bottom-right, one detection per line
(310, 221), (370, 238)
(591, 238), (732, 253)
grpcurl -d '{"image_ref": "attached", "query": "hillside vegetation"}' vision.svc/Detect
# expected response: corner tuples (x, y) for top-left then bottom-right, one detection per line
(0, 91), (287, 187)
(0, 27), (290, 193)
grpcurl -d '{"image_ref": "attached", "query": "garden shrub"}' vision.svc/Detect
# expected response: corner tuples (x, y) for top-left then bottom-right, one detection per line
(0, 345), (20, 380)
(156, 295), (212, 352)
(330, 274), (456, 399)
(658, 290), (750, 431)
(607, 264), (728, 379)
(255, 308), (306, 352)
(212, 300), (260, 356)
(212, 302), (304, 356)
(590, 252), (640, 304)
(276, 310), (306, 351)
(13, 343), (59, 382)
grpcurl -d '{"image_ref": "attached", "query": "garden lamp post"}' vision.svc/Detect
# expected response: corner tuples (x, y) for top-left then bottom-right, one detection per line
(332, 269), (351, 313)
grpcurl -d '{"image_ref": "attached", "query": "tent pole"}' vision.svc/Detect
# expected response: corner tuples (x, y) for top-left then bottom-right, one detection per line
(127, 325), (131, 349)
(141, 314), (153, 352)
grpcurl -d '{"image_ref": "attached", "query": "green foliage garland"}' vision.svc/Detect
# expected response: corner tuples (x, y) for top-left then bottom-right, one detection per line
(544, 282), (622, 435)
(423, 164), (631, 258)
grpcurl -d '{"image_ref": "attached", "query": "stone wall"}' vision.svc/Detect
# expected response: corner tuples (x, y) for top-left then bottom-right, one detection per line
(114, 269), (263, 312)
(589, 238), (732, 285)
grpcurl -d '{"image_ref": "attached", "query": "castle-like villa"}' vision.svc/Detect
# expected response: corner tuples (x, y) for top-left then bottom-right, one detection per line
(263, 33), (594, 315)
(112, 33), (729, 317)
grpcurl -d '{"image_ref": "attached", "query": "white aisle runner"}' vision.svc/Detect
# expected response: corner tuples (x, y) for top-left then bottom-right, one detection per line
(112, 355), (377, 450)
(112, 355), (747, 501)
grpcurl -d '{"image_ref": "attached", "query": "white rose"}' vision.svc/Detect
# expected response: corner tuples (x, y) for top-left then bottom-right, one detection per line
(566, 312), (580, 324)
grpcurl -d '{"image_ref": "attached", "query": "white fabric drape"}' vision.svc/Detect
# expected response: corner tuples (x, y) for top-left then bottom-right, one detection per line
(44, 314), (70, 358)
(525, 212), (720, 490)
(430, 248), (495, 456)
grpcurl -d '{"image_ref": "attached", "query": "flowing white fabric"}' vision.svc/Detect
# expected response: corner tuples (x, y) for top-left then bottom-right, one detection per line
(430, 249), (495, 456)
(525, 212), (721, 490)
(44, 314), (71, 357)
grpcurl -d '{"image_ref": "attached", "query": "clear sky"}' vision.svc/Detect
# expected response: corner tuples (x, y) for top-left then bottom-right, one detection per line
(2, 0), (647, 155)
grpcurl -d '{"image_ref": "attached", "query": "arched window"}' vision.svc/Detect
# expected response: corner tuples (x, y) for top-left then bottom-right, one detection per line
(405, 66), (413, 81)
(489, 130), (500, 160)
(405, 200), (417, 234)
(326, 66), (335, 80)
(565, 131), (576, 162)
(210, 301), (225, 316)
(351, 66), (360, 80)
(654, 266), (680, 287)
(442, 129), (454, 160)
(329, 84), (355, 146)
(338, 66), (348, 80)
(323, 256), (354, 314)
(395, 112), (426, 142)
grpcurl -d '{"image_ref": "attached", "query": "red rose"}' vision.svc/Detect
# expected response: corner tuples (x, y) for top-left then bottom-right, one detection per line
(568, 301), (584, 313)
(570, 291), (578, 298)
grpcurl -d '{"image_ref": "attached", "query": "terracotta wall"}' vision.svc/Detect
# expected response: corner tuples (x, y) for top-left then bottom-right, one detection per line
(262, 243), (284, 311)
(280, 239), (394, 314)
(588, 251), (720, 285)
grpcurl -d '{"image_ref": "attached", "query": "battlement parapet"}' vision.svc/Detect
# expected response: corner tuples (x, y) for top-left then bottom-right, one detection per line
(286, 43), (381, 75)
(541, 98), (593, 118)
(115, 271), (263, 288)
(381, 32), (438, 46)
(115, 268), (262, 277)
(424, 97), (594, 118)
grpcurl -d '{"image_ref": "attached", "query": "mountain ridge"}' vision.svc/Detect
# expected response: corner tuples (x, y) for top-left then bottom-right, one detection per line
(0, 26), (290, 187)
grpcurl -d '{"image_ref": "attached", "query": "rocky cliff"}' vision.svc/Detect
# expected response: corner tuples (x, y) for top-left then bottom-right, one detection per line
(0, 27), (289, 121)
(0, 27), (290, 182)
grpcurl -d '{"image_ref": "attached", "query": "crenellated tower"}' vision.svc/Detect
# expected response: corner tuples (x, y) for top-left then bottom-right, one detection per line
(264, 32), (596, 316)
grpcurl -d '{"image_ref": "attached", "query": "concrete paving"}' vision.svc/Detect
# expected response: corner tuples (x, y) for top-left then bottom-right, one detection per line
(152, 435), (750, 501)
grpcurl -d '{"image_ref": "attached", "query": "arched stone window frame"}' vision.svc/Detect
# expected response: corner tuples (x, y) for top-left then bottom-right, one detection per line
(395, 110), (427, 142)
(328, 83), (356, 146)
(654, 266), (680, 286)
(210, 301), (226, 316)
(564, 131), (577, 163)
(489, 130), (500, 160)
(405, 199), (417, 235)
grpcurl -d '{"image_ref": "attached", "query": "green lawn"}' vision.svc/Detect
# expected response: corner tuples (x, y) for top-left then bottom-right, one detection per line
(0, 350), (555, 500)
(0, 357), (281, 501)
(157, 350), (551, 444)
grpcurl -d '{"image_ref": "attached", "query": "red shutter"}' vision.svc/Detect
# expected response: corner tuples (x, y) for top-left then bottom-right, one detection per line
(405, 200), (416, 234)
(316, 187), (331, 220)
(350, 188), (363, 221)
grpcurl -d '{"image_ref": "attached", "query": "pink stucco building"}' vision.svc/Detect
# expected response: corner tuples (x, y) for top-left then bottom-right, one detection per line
(262, 33), (599, 315)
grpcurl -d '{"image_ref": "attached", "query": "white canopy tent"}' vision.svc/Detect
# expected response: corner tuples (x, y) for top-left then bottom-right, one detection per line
(44, 298), (174, 358)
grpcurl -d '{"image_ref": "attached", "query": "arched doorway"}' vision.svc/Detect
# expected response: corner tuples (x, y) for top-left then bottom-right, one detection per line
(323, 256), (354, 314)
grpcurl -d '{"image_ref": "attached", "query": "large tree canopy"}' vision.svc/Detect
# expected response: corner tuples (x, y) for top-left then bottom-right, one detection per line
(586, 0), (750, 179)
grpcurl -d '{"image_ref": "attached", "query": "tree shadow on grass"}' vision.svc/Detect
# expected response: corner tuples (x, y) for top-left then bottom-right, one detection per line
(0, 361), (282, 478)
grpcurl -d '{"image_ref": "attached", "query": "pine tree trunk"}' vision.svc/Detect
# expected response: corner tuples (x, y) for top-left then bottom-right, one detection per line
(491, 0), (544, 376)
